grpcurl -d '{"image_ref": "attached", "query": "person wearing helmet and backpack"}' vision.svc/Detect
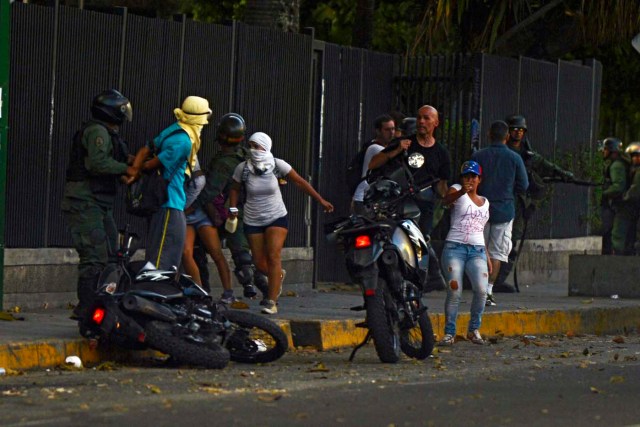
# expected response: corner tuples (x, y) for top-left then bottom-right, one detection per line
(63, 89), (138, 320)
(623, 142), (640, 254)
(599, 137), (633, 255)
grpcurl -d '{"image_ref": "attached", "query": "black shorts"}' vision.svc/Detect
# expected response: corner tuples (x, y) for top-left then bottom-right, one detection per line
(243, 215), (289, 235)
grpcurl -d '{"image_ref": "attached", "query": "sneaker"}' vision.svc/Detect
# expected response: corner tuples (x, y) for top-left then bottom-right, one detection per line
(438, 334), (455, 346)
(243, 284), (258, 299)
(260, 270), (286, 305)
(219, 290), (236, 305)
(485, 294), (497, 306)
(467, 330), (485, 345)
(261, 299), (278, 315)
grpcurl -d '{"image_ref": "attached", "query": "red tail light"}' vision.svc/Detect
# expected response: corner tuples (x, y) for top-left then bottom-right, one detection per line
(364, 289), (376, 296)
(92, 307), (106, 325)
(355, 235), (371, 248)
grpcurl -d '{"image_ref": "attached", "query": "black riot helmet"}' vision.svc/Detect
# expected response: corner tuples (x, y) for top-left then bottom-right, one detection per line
(216, 113), (246, 145)
(90, 89), (132, 124)
(602, 137), (623, 153)
(505, 114), (527, 131)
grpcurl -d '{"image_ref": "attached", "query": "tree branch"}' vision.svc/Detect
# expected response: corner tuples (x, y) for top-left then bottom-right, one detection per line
(493, 0), (564, 51)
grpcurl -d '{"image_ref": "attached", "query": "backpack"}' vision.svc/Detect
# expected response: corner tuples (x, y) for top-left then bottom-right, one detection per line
(125, 128), (184, 217)
(345, 141), (376, 196)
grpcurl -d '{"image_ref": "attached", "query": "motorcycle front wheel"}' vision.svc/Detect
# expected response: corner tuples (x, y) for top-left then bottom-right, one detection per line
(144, 320), (230, 369)
(222, 310), (289, 364)
(364, 277), (401, 363)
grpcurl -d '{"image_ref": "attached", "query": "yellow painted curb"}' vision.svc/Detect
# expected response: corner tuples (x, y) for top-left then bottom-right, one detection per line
(292, 306), (640, 350)
(0, 322), (294, 371)
(290, 319), (368, 351)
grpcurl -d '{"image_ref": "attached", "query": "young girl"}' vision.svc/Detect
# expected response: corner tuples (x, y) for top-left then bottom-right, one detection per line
(228, 132), (334, 314)
(439, 160), (492, 345)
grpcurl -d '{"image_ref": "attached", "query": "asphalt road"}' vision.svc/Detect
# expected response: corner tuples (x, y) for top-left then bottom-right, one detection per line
(1, 333), (639, 426)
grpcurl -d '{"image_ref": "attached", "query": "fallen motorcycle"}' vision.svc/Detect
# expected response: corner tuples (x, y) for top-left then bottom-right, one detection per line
(79, 227), (288, 368)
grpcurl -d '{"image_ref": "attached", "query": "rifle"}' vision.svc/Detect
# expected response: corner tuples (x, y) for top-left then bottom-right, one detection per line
(542, 176), (602, 186)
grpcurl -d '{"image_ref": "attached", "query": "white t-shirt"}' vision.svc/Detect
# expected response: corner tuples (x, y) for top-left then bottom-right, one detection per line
(445, 184), (490, 245)
(232, 158), (293, 227)
(353, 143), (385, 202)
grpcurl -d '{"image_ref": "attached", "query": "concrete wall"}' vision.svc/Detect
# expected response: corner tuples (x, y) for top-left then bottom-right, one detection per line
(569, 254), (640, 298)
(2, 236), (601, 310)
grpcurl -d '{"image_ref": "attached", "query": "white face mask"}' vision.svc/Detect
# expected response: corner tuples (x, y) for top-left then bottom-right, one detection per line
(249, 148), (275, 175)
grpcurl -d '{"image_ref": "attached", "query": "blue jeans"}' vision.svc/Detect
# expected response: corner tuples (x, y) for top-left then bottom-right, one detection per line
(441, 241), (488, 335)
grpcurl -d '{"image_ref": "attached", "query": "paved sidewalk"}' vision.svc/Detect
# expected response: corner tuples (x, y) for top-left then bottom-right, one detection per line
(1, 282), (639, 371)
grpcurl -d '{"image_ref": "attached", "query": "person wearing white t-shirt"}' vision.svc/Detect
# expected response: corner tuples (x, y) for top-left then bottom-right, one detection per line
(228, 132), (334, 315)
(438, 160), (492, 346)
(352, 114), (396, 215)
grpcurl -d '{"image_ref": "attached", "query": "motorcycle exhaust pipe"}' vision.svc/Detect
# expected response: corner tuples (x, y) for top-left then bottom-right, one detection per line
(122, 294), (177, 323)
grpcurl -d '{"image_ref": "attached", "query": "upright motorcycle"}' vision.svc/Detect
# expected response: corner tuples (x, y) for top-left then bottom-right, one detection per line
(326, 165), (436, 363)
(79, 227), (288, 368)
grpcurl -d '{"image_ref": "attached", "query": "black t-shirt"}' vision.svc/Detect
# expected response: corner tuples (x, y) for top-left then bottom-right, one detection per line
(379, 135), (451, 184)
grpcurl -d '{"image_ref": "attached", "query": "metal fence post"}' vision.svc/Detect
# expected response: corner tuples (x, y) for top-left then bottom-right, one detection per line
(0, 0), (11, 309)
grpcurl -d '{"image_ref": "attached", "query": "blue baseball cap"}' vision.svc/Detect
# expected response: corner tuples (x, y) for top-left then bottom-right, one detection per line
(460, 160), (482, 176)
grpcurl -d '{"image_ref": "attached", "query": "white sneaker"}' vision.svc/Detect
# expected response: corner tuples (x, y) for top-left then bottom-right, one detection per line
(261, 299), (278, 315)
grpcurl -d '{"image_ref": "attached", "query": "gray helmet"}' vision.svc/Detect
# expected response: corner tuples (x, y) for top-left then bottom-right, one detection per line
(91, 89), (132, 124)
(216, 113), (246, 145)
(603, 137), (623, 153)
(505, 114), (527, 130)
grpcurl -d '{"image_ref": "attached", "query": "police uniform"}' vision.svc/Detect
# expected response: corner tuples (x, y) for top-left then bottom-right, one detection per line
(623, 164), (640, 254)
(62, 120), (129, 314)
(602, 156), (633, 254)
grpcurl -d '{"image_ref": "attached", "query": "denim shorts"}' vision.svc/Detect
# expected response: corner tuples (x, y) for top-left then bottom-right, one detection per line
(243, 215), (288, 235)
(185, 207), (213, 229)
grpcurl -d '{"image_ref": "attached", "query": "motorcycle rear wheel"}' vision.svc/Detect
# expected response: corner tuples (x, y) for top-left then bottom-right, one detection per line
(365, 277), (401, 363)
(400, 307), (434, 360)
(145, 320), (230, 369)
(222, 310), (289, 364)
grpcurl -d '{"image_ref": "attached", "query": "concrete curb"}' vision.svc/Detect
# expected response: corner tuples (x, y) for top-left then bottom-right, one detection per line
(0, 320), (293, 371)
(2, 307), (639, 371)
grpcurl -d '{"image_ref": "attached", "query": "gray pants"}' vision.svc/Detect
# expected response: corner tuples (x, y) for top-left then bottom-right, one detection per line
(146, 207), (186, 271)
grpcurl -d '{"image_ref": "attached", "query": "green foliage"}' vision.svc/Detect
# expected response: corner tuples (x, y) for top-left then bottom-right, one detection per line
(179, 0), (246, 23)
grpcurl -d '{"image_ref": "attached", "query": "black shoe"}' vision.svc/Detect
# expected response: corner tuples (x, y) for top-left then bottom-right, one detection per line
(243, 284), (258, 299)
(493, 283), (516, 293)
(485, 294), (497, 306)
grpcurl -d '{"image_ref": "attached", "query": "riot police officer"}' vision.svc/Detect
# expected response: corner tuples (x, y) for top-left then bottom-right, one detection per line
(491, 114), (574, 294)
(601, 137), (633, 255)
(62, 89), (137, 320)
(196, 113), (268, 300)
(623, 142), (640, 254)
